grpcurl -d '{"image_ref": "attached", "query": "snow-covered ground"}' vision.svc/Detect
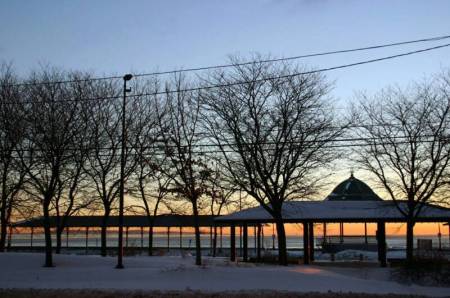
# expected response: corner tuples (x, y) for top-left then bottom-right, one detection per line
(0, 252), (449, 297)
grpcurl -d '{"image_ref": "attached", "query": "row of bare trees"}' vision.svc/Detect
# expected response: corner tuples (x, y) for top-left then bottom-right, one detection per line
(1, 60), (449, 266)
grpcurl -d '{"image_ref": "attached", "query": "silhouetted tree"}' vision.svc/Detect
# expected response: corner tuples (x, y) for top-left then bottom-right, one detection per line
(18, 68), (85, 267)
(201, 57), (342, 265)
(354, 77), (450, 264)
(155, 76), (211, 265)
(0, 64), (27, 252)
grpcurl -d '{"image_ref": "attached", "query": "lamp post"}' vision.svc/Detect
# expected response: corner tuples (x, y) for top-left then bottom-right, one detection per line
(116, 73), (133, 269)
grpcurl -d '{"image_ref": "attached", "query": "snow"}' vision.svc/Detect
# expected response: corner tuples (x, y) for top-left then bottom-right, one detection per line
(0, 253), (449, 296)
(217, 200), (450, 222)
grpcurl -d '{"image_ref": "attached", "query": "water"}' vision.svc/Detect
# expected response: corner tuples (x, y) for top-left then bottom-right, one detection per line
(8, 230), (450, 250)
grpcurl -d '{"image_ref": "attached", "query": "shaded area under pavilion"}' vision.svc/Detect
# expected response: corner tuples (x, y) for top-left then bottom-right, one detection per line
(215, 174), (450, 266)
(10, 215), (229, 253)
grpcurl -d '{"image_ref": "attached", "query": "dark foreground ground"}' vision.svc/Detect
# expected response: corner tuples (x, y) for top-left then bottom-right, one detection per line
(0, 289), (431, 298)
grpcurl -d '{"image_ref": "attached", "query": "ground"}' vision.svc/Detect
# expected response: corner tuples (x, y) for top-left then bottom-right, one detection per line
(0, 253), (449, 297)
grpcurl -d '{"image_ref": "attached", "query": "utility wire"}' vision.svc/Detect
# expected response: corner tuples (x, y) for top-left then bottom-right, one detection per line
(4, 34), (450, 88)
(2, 42), (450, 105)
(4, 134), (448, 156)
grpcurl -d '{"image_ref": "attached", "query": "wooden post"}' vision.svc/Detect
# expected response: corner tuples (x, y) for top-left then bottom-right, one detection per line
(261, 225), (265, 249)
(340, 223), (344, 243)
(66, 227), (69, 248)
(167, 227), (170, 251)
(125, 227), (129, 248)
(272, 224), (275, 250)
(239, 226), (242, 256)
(209, 226), (213, 254)
(30, 227), (34, 248)
(364, 223), (368, 244)
(243, 223), (248, 262)
(254, 226), (257, 254)
(219, 226), (223, 251)
(323, 222), (327, 239)
(85, 227), (89, 255)
(377, 221), (387, 267)
(257, 224), (262, 261)
(7, 225), (12, 249)
(230, 225), (236, 261)
(179, 226), (183, 250)
(303, 222), (310, 265)
(140, 227), (144, 249)
(309, 222), (314, 262)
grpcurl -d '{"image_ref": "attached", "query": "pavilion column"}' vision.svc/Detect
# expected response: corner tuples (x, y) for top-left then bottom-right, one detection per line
(364, 223), (368, 245)
(167, 227), (170, 251)
(239, 226), (243, 256)
(125, 227), (129, 248)
(219, 226), (223, 252)
(261, 225), (265, 249)
(7, 225), (12, 249)
(309, 222), (314, 262)
(254, 226), (257, 255)
(30, 227), (34, 248)
(377, 221), (387, 267)
(140, 227), (144, 249)
(66, 227), (69, 248)
(179, 226), (183, 250)
(85, 227), (89, 255)
(209, 226), (213, 255)
(243, 223), (248, 262)
(340, 223), (344, 243)
(303, 222), (310, 265)
(230, 225), (236, 261)
(257, 224), (262, 261)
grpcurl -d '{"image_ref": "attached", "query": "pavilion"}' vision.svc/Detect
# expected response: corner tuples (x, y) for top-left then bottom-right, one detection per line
(215, 174), (450, 266)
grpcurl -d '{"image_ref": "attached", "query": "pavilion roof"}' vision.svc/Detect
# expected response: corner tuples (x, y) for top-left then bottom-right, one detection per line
(12, 214), (219, 228)
(215, 200), (450, 223)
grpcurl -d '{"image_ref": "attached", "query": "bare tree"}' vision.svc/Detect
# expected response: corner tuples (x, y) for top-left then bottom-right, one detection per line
(127, 87), (168, 256)
(155, 76), (211, 265)
(52, 78), (94, 253)
(84, 79), (140, 257)
(201, 58), (342, 265)
(18, 68), (85, 267)
(203, 163), (238, 256)
(0, 63), (27, 252)
(354, 78), (450, 264)
(84, 83), (121, 257)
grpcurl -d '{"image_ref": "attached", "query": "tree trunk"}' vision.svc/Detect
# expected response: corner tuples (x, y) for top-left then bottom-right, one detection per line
(55, 226), (62, 254)
(43, 200), (53, 267)
(275, 216), (288, 266)
(0, 205), (6, 252)
(406, 219), (415, 265)
(192, 203), (202, 266)
(100, 209), (110, 257)
(148, 225), (154, 256)
(212, 225), (217, 257)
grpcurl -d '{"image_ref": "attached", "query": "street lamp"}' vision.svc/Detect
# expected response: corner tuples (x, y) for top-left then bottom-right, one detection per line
(116, 73), (133, 269)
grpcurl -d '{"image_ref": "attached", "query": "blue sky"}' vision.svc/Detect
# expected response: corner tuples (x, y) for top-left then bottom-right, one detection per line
(1, 0), (449, 104)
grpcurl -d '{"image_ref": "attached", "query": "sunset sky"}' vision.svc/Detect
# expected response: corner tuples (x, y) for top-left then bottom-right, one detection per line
(2, 0), (450, 237)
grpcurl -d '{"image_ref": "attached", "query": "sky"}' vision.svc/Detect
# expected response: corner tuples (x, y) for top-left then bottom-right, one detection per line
(1, 0), (449, 102)
(1, 1), (450, 234)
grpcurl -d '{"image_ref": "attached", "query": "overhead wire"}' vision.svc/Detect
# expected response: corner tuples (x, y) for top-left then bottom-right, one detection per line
(3, 34), (450, 88)
(1, 42), (450, 105)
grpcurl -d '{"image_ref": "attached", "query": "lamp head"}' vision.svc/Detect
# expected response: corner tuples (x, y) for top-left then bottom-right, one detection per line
(123, 74), (133, 81)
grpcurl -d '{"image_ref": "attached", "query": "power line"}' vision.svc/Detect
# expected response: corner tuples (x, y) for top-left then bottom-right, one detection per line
(2, 42), (450, 105)
(4, 34), (450, 88)
(4, 134), (448, 157)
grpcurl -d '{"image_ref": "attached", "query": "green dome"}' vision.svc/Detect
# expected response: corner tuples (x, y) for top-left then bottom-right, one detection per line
(325, 174), (382, 201)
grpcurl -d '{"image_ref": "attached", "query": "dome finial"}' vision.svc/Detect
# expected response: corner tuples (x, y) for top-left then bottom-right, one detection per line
(350, 169), (354, 178)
